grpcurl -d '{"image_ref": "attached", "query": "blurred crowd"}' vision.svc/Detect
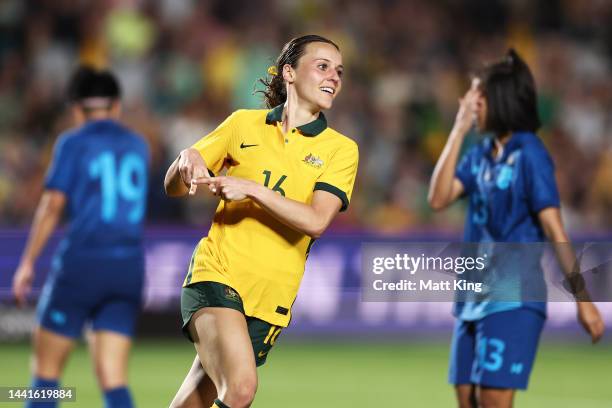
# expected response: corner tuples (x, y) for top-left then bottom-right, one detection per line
(1, 0), (611, 234)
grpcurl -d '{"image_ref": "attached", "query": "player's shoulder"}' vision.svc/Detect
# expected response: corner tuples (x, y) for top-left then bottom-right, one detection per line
(515, 131), (546, 150)
(228, 108), (268, 124)
(106, 120), (144, 140)
(96, 120), (147, 147)
(213, 109), (269, 132)
(514, 132), (551, 159)
(76, 120), (148, 154)
(322, 126), (359, 153)
(122, 125), (148, 149)
(54, 126), (84, 151)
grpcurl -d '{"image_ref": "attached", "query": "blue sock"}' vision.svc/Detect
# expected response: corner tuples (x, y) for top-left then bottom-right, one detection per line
(103, 386), (133, 408)
(25, 377), (59, 408)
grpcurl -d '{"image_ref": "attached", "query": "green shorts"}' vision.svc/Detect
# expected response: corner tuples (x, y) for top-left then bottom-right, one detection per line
(181, 281), (282, 367)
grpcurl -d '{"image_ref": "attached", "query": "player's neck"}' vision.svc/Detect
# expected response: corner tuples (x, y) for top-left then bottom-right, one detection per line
(492, 132), (512, 159)
(75, 110), (116, 126)
(281, 92), (319, 133)
(86, 111), (113, 120)
(496, 132), (512, 144)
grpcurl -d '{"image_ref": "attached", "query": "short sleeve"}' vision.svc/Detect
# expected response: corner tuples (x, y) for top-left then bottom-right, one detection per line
(455, 146), (479, 195)
(190, 111), (239, 175)
(313, 141), (359, 212)
(45, 135), (76, 194)
(523, 146), (560, 213)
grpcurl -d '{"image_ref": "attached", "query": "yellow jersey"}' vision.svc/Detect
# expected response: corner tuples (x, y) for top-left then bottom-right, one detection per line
(184, 105), (359, 327)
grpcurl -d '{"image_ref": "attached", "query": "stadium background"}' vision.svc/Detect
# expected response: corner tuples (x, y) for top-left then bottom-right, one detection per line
(1, 0), (611, 406)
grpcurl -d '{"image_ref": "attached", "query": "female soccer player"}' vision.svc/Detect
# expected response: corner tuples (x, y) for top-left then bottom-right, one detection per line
(428, 49), (604, 408)
(164, 34), (358, 408)
(12, 66), (149, 408)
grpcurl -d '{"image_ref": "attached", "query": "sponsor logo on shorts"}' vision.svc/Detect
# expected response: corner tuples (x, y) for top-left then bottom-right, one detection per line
(258, 350), (268, 358)
(510, 363), (524, 374)
(224, 287), (240, 302)
(50, 310), (67, 325)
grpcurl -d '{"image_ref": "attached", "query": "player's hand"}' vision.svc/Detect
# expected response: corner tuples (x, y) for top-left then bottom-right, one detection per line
(13, 261), (34, 308)
(177, 149), (210, 195)
(191, 176), (256, 202)
(188, 169), (212, 196)
(577, 301), (605, 344)
(452, 86), (479, 137)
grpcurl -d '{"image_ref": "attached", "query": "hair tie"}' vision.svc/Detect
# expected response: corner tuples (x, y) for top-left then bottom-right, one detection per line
(267, 65), (278, 76)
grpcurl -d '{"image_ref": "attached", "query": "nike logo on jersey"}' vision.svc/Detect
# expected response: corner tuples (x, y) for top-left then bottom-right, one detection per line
(240, 142), (259, 149)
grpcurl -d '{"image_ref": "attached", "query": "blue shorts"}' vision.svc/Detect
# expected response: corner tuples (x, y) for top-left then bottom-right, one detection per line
(449, 308), (545, 390)
(37, 255), (144, 339)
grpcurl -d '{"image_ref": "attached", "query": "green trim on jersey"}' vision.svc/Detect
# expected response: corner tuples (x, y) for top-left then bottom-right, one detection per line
(314, 181), (349, 211)
(265, 104), (328, 136)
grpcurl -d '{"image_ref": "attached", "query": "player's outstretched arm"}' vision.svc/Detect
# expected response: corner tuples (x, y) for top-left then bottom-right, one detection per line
(192, 176), (342, 238)
(164, 148), (212, 197)
(428, 89), (477, 210)
(13, 190), (66, 307)
(250, 185), (341, 239)
(538, 207), (605, 343)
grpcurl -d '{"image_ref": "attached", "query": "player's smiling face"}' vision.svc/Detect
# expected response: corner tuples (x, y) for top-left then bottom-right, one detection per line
(291, 42), (343, 111)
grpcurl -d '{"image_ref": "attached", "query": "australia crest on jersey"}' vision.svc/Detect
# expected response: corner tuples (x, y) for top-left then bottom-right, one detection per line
(303, 153), (324, 169)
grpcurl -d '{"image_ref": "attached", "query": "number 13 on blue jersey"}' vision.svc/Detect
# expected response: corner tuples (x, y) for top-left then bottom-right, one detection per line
(89, 151), (146, 223)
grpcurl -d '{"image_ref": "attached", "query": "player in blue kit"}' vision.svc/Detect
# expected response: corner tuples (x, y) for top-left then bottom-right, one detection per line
(428, 49), (604, 407)
(12, 66), (149, 408)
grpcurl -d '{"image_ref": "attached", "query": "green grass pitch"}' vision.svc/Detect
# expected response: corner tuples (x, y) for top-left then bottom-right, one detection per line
(0, 339), (610, 407)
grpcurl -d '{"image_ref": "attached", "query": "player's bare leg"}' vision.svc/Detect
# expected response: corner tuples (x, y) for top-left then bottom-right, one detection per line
(169, 354), (217, 408)
(88, 330), (132, 389)
(477, 387), (514, 408)
(189, 307), (257, 408)
(455, 384), (477, 408)
(31, 326), (75, 379)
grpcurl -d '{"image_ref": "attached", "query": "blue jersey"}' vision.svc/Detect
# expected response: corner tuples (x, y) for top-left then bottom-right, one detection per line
(45, 119), (149, 263)
(454, 132), (560, 320)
